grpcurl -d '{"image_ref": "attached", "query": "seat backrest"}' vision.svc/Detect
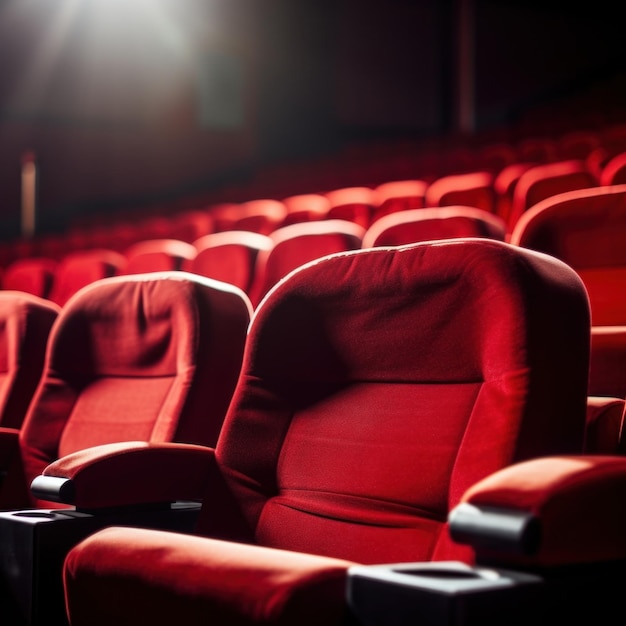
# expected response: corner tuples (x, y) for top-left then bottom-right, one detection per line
(123, 239), (197, 274)
(231, 199), (288, 236)
(510, 184), (626, 326)
(2, 257), (58, 299)
(371, 179), (428, 224)
(476, 142), (517, 173)
(515, 136), (558, 163)
(589, 326), (626, 398)
(424, 171), (496, 214)
(48, 249), (127, 307)
(202, 238), (590, 565)
(184, 231), (273, 294)
(508, 160), (598, 232)
(493, 161), (537, 225)
(206, 202), (246, 233)
(324, 187), (376, 229)
(168, 210), (214, 243)
(8, 271), (252, 508)
(599, 151), (626, 186)
(556, 130), (601, 161)
(362, 206), (506, 248)
(0, 292), (60, 429)
(248, 219), (365, 307)
(280, 194), (331, 227)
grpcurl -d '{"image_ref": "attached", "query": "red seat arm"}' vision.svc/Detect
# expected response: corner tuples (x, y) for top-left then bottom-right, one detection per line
(64, 527), (354, 626)
(449, 455), (626, 567)
(30, 441), (216, 509)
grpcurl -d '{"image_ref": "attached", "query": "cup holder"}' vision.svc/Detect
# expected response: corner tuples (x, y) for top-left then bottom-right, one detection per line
(12, 511), (58, 519)
(393, 564), (501, 581)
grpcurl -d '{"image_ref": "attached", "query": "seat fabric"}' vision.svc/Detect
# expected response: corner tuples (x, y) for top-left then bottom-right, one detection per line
(0, 271), (251, 509)
(62, 239), (591, 626)
(0, 292), (60, 429)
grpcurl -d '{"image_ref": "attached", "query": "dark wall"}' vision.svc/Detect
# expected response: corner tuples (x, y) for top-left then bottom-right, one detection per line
(0, 0), (260, 236)
(0, 0), (624, 239)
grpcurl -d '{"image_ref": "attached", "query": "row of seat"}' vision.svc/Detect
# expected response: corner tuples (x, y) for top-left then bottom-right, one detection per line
(4, 132), (626, 270)
(0, 236), (621, 625)
(1, 209), (503, 308)
(5, 181), (626, 317)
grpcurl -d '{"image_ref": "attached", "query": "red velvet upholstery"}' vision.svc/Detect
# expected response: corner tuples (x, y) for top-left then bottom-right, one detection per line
(424, 171), (496, 214)
(599, 151), (626, 186)
(248, 219), (365, 307)
(362, 206), (505, 248)
(476, 142), (517, 173)
(207, 202), (247, 233)
(515, 137), (558, 163)
(556, 130), (601, 161)
(0, 271), (251, 509)
(62, 238), (591, 626)
(48, 249), (126, 307)
(123, 239), (197, 274)
(584, 396), (625, 454)
(510, 185), (626, 326)
(324, 186), (376, 228)
(230, 199), (289, 236)
(280, 194), (331, 227)
(65, 528), (352, 626)
(510, 185), (626, 451)
(451, 455), (626, 568)
(168, 209), (214, 242)
(493, 161), (537, 226)
(589, 326), (626, 397)
(507, 159), (598, 233)
(371, 179), (428, 223)
(1, 257), (58, 299)
(0, 292), (60, 429)
(185, 231), (273, 294)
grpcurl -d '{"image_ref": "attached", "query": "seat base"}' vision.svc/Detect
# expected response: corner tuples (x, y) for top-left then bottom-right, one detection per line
(347, 559), (626, 626)
(347, 561), (542, 626)
(0, 503), (200, 626)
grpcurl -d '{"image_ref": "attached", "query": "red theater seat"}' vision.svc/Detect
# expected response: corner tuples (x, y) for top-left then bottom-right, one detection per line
(168, 209), (214, 242)
(362, 206), (505, 248)
(59, 238), (590, 626)
(248, 219), (364, 307)
(493, 161), (537, 225)
(510, 185), (626, 327)
(515, 136), (558, 163)
(231, 199), (289, 235)
(123, 239), (197, 274)
(0, 292), (59, 429)
(370, 179), (428, 223)
(324, 186), (376, 228)
(599, 151), (626, 186)
(0, 271), (251, 510)
(280, 193), (331, 226)
(507, 159), (598, 233)
(184, 231), (273, 294)
(424, 171), (496, 214)
(2, 257), (58, 300)
(48, 249), (126, 307)
(510, 185), (626, 452)
(556, 129), (601, 161)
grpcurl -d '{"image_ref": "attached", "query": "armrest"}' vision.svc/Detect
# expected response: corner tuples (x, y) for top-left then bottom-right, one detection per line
(449, 455), (626, 567)
(0, 427), (20, 471)
(30, 441), (216, 510)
